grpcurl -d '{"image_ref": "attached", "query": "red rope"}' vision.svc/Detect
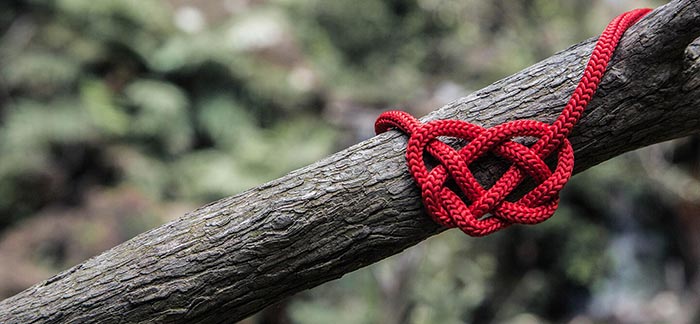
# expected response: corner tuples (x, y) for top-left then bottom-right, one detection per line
(375, 9), (651, 237)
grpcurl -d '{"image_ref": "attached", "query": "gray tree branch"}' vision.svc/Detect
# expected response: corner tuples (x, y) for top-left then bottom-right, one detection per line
(1, 0), (699, 323)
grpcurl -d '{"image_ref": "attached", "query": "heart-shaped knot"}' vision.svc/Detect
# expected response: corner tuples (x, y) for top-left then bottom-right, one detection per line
(376, 112), (574, 236)
(375, 8), (651, 236)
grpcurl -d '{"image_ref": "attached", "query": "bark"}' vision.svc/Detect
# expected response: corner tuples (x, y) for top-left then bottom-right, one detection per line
(2, 1), (700, 323)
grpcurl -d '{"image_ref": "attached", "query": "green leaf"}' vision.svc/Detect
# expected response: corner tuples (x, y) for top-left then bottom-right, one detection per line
(124, 79), (192, 154)
(81, 79), (129, 136)
(1, 51), (80, 94)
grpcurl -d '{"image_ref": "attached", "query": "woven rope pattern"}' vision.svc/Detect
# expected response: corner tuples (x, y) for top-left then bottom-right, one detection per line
(375, 8), (651, 236)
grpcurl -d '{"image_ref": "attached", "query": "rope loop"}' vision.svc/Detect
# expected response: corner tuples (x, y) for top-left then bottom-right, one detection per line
(375, 8), (651, 236)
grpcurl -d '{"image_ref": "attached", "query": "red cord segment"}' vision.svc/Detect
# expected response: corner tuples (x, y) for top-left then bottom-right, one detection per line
(375, 8), (651, 236)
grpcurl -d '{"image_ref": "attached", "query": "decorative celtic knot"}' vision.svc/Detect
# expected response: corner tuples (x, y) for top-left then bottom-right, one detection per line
(374, 8), (651, 236)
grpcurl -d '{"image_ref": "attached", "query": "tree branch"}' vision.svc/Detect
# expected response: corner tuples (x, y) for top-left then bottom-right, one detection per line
(2, 0), (699, 323)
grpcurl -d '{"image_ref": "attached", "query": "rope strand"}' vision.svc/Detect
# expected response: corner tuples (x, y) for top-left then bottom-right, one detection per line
(375, 8), (651, 237)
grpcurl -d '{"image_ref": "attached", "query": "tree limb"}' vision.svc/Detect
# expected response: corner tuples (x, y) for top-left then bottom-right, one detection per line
(1, 0), (699, 323)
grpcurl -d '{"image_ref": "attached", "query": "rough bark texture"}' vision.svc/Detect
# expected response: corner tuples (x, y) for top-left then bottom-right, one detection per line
(2, 1), (700, 323)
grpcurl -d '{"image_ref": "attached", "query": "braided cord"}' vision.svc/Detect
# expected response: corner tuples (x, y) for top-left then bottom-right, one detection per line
(375, 8), (651, 236)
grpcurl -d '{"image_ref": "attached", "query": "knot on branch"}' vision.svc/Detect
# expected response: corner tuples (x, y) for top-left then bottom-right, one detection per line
(375, 8), (651, 237)
(375, 111), (573, 236)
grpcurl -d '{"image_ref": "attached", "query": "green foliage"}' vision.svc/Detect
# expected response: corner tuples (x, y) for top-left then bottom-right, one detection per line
(2, 51), (80, 95)
(123, 79), (192, 153)
(0, 0), (336, 224)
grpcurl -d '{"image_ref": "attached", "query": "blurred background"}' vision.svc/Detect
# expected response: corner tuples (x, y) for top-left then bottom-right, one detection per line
(1, 0), (699, 323)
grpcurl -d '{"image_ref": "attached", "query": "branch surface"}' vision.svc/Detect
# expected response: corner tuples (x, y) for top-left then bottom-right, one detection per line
(1, 1), (699, 323)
